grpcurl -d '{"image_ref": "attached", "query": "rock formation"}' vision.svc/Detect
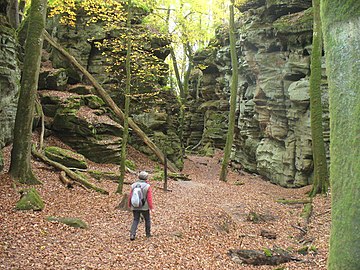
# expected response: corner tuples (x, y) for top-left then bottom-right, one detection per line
(0, 10), (20, 171)
(186, 0), (329, 187)
(42, 5), (183, 168)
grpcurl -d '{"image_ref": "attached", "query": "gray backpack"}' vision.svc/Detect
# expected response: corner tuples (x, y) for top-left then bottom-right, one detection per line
(131, 183), (145, 208)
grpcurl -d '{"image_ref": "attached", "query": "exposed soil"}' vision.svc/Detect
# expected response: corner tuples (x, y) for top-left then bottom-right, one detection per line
(0, 137), (330, 269)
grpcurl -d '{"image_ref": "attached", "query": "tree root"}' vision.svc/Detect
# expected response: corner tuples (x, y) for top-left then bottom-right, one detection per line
(276, 199), (312, 204)
(32, 148), (109, 195)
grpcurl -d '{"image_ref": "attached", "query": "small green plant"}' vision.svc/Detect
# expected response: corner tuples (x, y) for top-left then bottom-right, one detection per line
(234, 181), (244, 186)
(247, 211), (261, 223)
(263, 248), (272, 257)
(309, 245), (318, 253)
(151, 165), (164, 181)
(125, 159), (136, 170)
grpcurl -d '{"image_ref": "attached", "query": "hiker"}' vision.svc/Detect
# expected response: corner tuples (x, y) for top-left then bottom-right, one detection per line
(128, 171), (153, 240)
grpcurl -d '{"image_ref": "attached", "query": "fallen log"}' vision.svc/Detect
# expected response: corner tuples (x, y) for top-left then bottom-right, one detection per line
(168, 172), (191, 181)
(276, 199), (312, 205)
(229, 249), (300, 266)
(32, 148), (109, 195)
(43, 31), (178, 173)
(59, 171), (74, 188)
(301, 202), (313, 224)
(294, 202), (313, 240)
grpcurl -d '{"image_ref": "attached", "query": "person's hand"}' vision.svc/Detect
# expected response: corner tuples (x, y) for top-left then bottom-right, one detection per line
(150, 209), (155, 214)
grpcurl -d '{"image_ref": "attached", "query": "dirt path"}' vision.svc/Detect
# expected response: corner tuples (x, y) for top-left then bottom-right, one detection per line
(0, 148), (330, 269)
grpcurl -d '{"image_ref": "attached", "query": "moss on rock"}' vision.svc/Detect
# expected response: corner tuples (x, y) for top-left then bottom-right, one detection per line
(15, 188), (45, 211)
(46, 216), (88, 229)
(273, 7), (313, 33)
(45, 146), (88, 169)
(83, 95), (105, 109)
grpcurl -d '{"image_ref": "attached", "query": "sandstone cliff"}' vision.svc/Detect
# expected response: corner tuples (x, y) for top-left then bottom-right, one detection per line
(0, 12), (20, 171)
(186, 0), (329, 187)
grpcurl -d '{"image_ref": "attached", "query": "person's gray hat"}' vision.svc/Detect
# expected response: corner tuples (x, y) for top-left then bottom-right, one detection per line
(138, 171), (148, 180)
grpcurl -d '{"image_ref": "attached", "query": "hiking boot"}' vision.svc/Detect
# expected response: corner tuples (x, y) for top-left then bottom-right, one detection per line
(130, 235), (135, 241)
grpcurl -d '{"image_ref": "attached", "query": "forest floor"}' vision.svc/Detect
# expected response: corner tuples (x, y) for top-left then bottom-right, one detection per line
(0, 136), (330, 270)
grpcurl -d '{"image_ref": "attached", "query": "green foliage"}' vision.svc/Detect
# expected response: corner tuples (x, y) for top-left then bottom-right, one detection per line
(297, 245), (318, 255)
(247, 212), (260, 223)
(96, 29), (169, 100)
(152, 165), (165, 181)
(144, 0), (232, 98)
(263, 248), (272, 257)
(234, 181), (244, 186)
(125, 159), (136, 170)
(133, 0), (154, 12)
(49, 0), (169, 107)
(49, 0), (125, 27)
(309, 245), (318, 253)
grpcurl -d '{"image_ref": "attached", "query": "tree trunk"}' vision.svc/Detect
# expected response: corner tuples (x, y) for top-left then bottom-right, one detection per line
(117, 0), (132, 194)
(170, 47), (185, 98)
(321, 1), (360, 269)
(9, 0), (47, 185)
(220, 0), (238, 182)
(7, 0), (20, 28)
(19, 0), (26, 22)
(309, 0), (329, 197)
(43, 31), (178, 173)
(183, 42), (193, 98)
(59, 171), (74, 188)
(169, 46), (186, 157)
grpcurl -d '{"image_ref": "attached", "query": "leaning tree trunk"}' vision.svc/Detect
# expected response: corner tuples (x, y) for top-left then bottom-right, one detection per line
(309, 0), (329, 197)
(220, 0), (238, 182)
(321, 1), (360, 269)
(9, 0), (47, 185)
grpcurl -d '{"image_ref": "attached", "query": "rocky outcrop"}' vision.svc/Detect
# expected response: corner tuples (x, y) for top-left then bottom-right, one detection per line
(186, 0), (329, 187)
(42, 6), (183, 168)
(0, 14), (20, 171)
(39, 84), (124, 164)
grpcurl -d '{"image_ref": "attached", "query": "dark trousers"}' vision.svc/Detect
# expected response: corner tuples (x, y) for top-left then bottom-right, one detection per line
(130, 210), (151, 237)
